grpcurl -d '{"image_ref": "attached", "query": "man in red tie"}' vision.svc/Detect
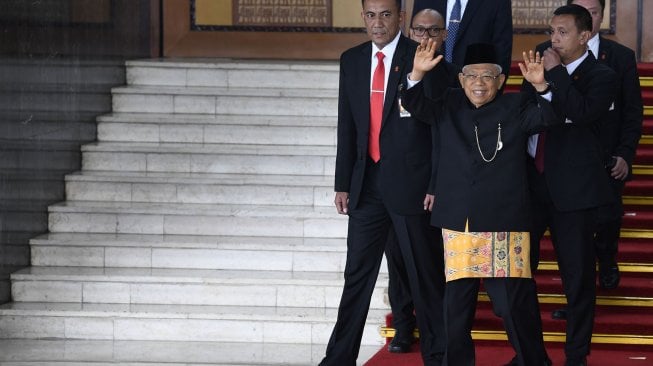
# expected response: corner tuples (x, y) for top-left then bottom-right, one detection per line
(320, 0), (447, 365)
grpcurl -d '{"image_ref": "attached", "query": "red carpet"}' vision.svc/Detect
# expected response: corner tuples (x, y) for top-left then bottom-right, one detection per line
(634, 146), (653, 165)
(643, 119), (653, 135)
(625, 176), (653, 196)
(365, 63), (653, 365)
(539, 236), (653, 263)
(364, 342), (653, 365)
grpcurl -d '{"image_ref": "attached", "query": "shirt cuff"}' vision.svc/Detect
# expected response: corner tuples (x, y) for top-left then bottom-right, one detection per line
(406, 74), (421, 89)
(540, 92), (552, 101)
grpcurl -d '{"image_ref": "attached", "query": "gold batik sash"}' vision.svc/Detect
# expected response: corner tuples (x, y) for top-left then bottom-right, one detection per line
(441, 225), (532, 282)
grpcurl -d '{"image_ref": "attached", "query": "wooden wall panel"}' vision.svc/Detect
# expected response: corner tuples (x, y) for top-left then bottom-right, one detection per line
(163, 0), (651, 61)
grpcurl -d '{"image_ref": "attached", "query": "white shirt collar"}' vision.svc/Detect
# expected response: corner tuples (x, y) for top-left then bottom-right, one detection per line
(370, 31), (401, 92)
(447, 0), (469, 23)
(372, 31), (401, 59)
(564, 50), (589, 75)
(588, 33), (600, 60)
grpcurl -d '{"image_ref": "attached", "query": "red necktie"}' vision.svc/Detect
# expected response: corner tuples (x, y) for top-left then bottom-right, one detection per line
(369, 51), (385, 162)
(534, 132), (546, 173)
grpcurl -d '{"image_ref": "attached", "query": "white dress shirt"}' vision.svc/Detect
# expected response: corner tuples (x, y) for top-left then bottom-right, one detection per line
(446, 0), (469, 27)
(370, 31), (401, 96)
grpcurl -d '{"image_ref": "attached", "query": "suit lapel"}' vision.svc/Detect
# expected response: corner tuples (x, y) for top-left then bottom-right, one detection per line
(356, 43), (373, 133)
(597, 36), (612, 64)
(570, 52), (597, 83)
(381, 36), (409, 127)
(456, 0), (481, 46)
(434, 0), (447, 19)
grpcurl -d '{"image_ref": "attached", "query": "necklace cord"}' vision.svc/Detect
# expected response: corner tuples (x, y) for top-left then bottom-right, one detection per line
(474, 123), (502, 162)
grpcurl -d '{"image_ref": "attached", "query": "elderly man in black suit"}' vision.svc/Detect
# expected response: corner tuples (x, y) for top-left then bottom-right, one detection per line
(412, 0), (513, 80)
(402, 40), (557, 365)
(522, 4), (617, 366)
(319, 0), (446, 365)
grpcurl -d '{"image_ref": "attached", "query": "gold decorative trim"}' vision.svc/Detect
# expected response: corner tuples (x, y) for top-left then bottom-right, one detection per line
(478, 293), (653, 307)
(470, 330), (653, 345)
(640, 136), (653, 145)
(623, 196), (653, 205)
(633, 165), (653, 175)
(536, 261), (653, 273)
(380, 328), (653, 345)
(640, 77), (653, 87)
(620, 229), (653, 239)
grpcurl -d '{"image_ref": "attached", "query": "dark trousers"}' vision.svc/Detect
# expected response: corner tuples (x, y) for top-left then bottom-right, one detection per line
(595, 179), (625, 265)
(529, 168), (597, 360)
(320, 162), (446, 366)
(385, 227), (416, 338)
(444, 277), (547, 366)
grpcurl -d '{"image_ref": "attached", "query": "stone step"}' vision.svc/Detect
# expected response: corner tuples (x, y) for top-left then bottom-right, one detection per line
(98, 112), (336, 127)
(80, 142), (335, 175)
(0, 84), (113, 114)
(47, 201), (347, 238)
(64, 171), (333, 206)
(0, 57), (125, 85)
(9, 267), (387, 310)
(0, 201), (49, 233)
(0, 119), (96, 142)
(0, 339), (379, 365)
(125, 58), (338, 90)
(28, 233), (359, 272)
(111, 86), (337, 116)
(97, 113), (336, 145)
(0, 169), (66, 201)
(0, 302), (386, 346)
(0, 140), (82, 173)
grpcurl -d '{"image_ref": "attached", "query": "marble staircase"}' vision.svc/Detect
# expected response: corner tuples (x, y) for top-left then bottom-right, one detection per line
(0, 59), (387, 365)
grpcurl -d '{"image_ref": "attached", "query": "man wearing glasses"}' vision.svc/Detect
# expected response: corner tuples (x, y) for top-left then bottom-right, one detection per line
(384, 7), (459, 354)
(410, 8), (446, 47)
(412, 0), (513, 81)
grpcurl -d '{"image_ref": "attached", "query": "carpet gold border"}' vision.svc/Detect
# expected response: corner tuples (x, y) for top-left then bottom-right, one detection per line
(633, 165), (653, 175)
(536, 261), (653, 273)
(470, 330), (653, 345)
(382, 327), (653, 345)
(620, 229), (653, 239)
(623, 196), (653, 205)
(478, 293), (653, 307)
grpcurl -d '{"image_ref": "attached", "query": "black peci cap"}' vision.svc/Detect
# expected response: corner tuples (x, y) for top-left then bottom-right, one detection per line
(463, 43), (498, 66)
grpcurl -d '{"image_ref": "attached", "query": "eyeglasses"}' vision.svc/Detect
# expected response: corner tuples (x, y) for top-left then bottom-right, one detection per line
(462, 74), (500, 83)
(411, 26), (444, 37)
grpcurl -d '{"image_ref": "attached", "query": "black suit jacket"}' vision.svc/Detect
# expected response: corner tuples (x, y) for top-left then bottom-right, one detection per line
(595, 37), (643, 178)
(334, 35), (434, 215)
(522, 51), (617, 212)
(412, 0), (513, 77)
(534, 39), (643, 178)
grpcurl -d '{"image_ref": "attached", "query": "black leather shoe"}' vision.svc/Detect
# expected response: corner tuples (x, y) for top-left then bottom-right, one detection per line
(551, 308), (567, 320)
(564, 356), (587, 366)
(503, 355), (552, 365)
(599, 262), (620, 289)
(387, 335), (413, 353)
